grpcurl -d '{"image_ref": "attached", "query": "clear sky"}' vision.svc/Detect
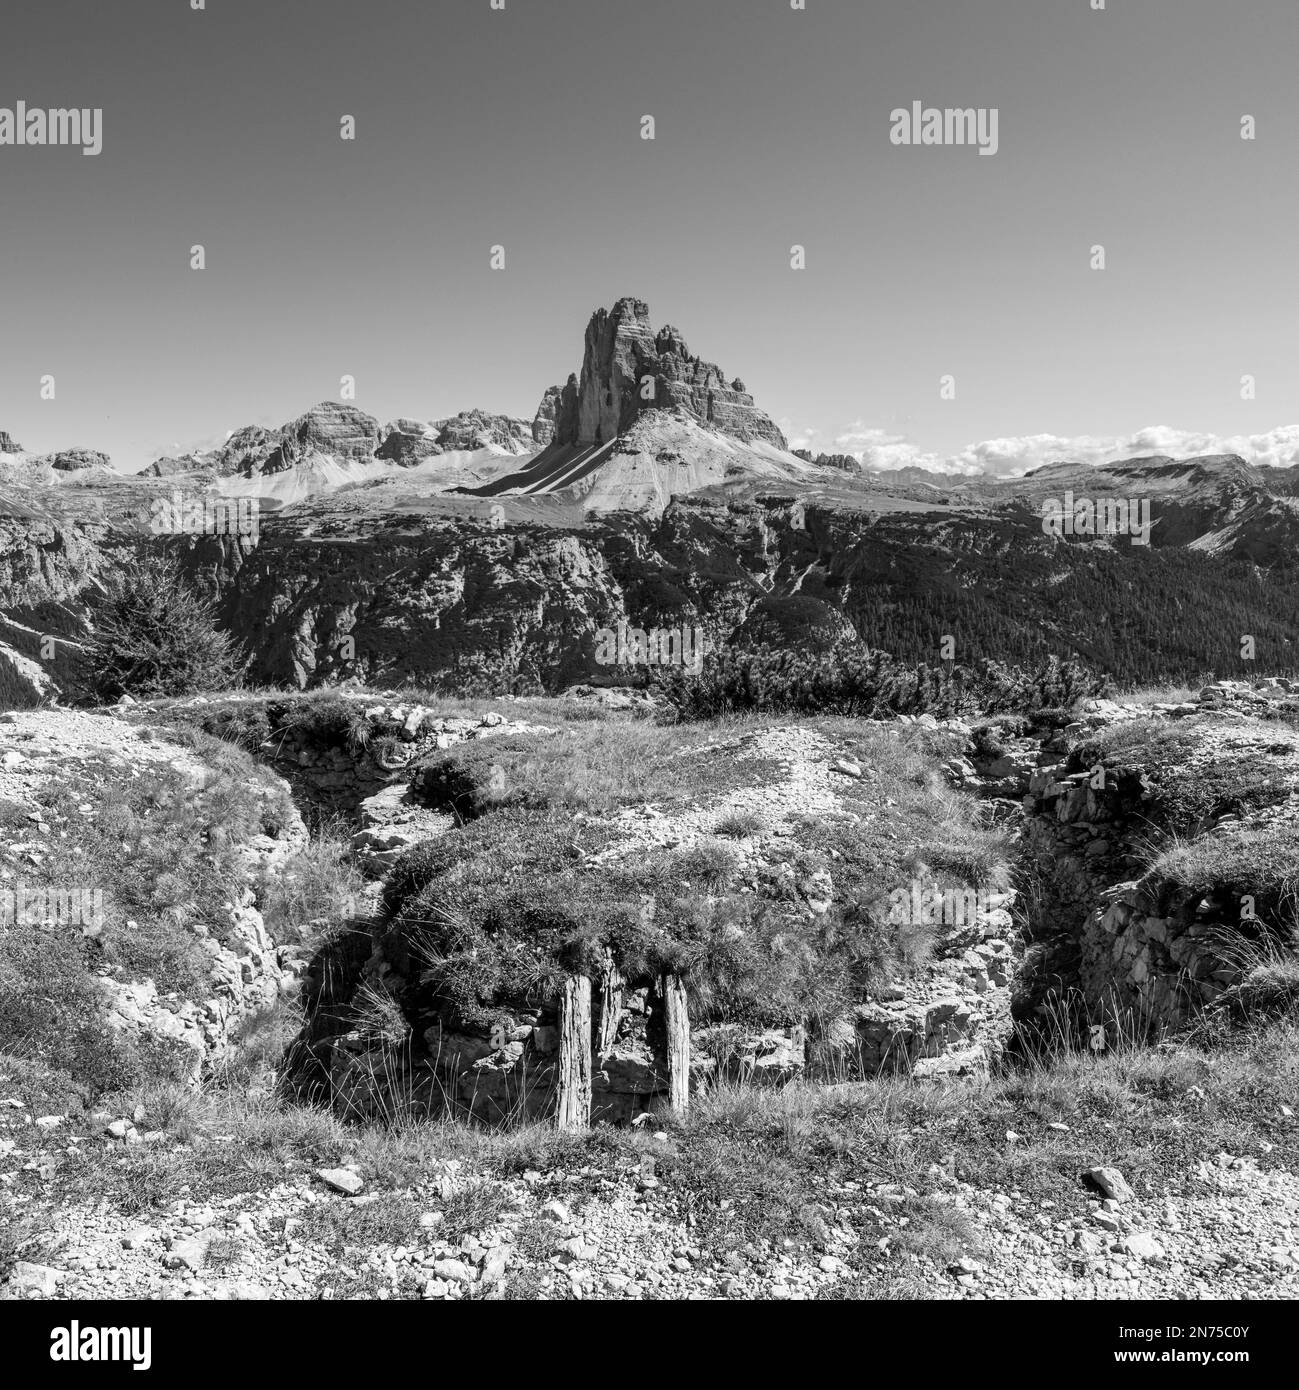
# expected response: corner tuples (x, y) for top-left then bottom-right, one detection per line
(2, 0), (1298, 474)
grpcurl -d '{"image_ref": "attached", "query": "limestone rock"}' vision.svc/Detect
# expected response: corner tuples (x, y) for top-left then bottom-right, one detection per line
(316, 1167), (364, 1196)
(8, 1261), (65, 1295)
(22, 447), (111, 472)
(541, 297), (786, 449)
(1083, 1166), (1135, 1202)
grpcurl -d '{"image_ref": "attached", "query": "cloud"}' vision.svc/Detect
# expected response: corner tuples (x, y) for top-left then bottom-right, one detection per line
(827, 422), (1299, 478)
(778, 417), (822, 453)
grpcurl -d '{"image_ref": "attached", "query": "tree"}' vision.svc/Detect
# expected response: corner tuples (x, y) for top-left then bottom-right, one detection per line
(85, 552), (247, 702)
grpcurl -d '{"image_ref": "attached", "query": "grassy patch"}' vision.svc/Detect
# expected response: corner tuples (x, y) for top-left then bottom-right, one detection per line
(256, 823), (367, 946)
(1078, 718), (1298, 835)
(299, 1193), (425, 1252)
(411, 721), (787, 821)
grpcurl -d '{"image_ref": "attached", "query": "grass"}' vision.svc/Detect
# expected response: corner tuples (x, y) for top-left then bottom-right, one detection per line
(715, 809), (767, 839)
(283, 711), (1014, 1111)
(0, 738), (304, 1098)
(298, 1194), (426, 1252)
(1149, 825), (1299, 910)
(1076, 717), (1299, 836)
(650, 1015), (1299, 1272)
(1118, 683), (1203, 707)
(411, 719), (789, 820)
(256, 822), (368, 945)
(3, 1008), (1295, 1295)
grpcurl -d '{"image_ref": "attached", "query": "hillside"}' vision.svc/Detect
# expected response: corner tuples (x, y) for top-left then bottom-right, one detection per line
(2, 688), (1297, 1302)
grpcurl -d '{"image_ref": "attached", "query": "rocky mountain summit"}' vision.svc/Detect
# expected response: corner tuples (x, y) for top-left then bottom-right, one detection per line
(377, 410), (534, 465)
(6, 297), (1299, 707)
(531, 297), (786, 450)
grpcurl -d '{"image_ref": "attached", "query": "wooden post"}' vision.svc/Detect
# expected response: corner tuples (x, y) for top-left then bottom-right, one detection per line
(596, 959), (624, 1057)
(662, 972), (690, 1117)
(556, 974), (592, 1131)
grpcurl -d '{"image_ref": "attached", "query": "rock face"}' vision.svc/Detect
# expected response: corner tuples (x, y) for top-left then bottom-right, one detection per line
(793, 450), (863, 474)
(265, 402), (383, 474)
(207, 405), (384, 479)
(531, 382), (571, 445)
(376, 419), (443, 466)
(31, 448), (112, 472)
(96, 891), (287, 1082)
(431, 408), (533, 454)
(378, 411), (534, 465)
(538, 297), (786, 449)
(144, 453), (212, 478)
(1016, 700), (1299, 1027)
(212, 424), (280, 476)
(0, 430), (22, 453)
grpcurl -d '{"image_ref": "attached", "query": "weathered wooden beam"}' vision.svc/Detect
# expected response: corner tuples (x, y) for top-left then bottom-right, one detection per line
(662, 972), (690, 1116)
(556, 974), (592, 1131)
(596, 959), (624, 1057)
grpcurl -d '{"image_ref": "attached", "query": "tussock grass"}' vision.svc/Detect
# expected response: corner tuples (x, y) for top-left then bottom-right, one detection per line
(298, 1194), (425, 1252)
(256, 822), (368, 945)
(1078, 717), (1297, 835)
(412, 720), (789, 820)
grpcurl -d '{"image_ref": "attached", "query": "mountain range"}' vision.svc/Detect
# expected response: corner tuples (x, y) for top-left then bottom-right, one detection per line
(4, 296), (1299, 706)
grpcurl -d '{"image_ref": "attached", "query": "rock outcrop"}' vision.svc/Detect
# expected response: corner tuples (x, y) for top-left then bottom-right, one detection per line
(40, 449), (112, 473)
(0, 430), (22, 454)
(376, 419), (443, 466)
(0, 707), (308, 1081)
(263, 403), (384, 474)
(531, 381), (572, 445)
(212, 424), (280, 477)
(144, 453), (212, 478)
(430, 409), (533, 454)
(538, 297), (787, 449)
(376, 411), (535, 466)
(1015, 693), (1299, 1028)
(793, 450), (863, 474)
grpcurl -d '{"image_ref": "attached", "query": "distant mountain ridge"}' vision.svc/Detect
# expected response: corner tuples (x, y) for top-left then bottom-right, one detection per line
(7, 296), (1299, 707)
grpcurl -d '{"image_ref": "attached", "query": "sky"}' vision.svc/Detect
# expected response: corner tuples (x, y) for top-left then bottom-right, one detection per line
(2, 0), (1298, 476)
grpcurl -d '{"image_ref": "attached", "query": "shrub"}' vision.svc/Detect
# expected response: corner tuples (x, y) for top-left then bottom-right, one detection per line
(652, 646), (1106, 722)
(84, 552), (247, 703)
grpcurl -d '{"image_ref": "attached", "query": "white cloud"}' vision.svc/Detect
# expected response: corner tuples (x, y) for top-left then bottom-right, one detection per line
(778, 417), (823, 453)
(827, 422), (1299, 478)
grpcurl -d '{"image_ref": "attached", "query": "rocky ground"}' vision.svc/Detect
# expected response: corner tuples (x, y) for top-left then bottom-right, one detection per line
(4, 1091), (1295, 1302)
(3, 685), (1299, 1302)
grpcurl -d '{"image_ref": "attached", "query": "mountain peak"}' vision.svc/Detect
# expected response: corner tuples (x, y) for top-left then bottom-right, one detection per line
(534, 298), (786, 450)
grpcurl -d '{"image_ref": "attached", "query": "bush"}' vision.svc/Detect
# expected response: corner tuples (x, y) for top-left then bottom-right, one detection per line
(85, 552), (246, 702)
(652, 646), (1106, 722)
